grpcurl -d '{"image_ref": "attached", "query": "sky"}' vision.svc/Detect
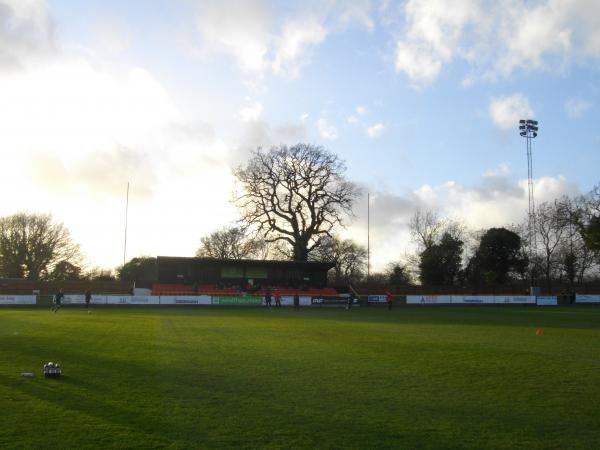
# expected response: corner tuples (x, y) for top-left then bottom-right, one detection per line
(1, 0), (599, 272)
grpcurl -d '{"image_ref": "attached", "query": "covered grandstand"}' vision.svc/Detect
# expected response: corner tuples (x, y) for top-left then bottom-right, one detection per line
(153, 256), (337, 296)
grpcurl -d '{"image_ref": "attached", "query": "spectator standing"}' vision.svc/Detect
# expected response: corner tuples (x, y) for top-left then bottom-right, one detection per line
(293, 293), (300, 310)
(85, 289), (92, 310)
(265, 288), (272, 307)
(386, 291), (393, 310)
(275, 292), (281, 307)
(346, 292), (354, 310)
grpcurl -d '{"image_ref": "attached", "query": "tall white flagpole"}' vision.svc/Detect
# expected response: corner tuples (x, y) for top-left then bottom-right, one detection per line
(123, 182), (129, 266)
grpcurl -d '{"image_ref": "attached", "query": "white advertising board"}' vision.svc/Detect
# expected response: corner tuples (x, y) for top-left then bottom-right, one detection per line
(0, 295), (36, 305)
(537, 296), (558, 306)
(299, 296), (312, 306)
(368, 295), (388, 303)
(575, 294), (600, 304)
(91, 295), (108, 305)
(159, 295), (211, 305)
(59, 295), (108, 305)
(63, 295), (85, 304)
(408, 295), (536, 305)
(494, 295), (536, 304)
(407, 295), (452, 304)
(105, 295), (159, 305)
(453, 295), (495, 304)
(276, 296), (294, 306)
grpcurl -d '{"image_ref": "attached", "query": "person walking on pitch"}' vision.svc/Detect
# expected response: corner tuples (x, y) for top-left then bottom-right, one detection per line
(52, 288), (64, 312)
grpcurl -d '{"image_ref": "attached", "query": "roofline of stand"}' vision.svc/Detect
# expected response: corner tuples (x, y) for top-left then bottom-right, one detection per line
(156, 256), (335, 269)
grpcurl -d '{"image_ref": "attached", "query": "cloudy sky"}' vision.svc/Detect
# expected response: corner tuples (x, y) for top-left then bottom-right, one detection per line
(1, 0), (599, 271)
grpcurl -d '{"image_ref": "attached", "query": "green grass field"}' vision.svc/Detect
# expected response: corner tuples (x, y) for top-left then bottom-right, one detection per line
(1, 305), (599, 449)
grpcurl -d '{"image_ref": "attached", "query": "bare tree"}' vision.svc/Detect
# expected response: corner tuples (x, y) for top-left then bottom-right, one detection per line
(535, 200), (570, 289)
(310, 236), (366, 284)
(196, 226), (268, 260)
(408, 208), (465, 282)
(554, 196), (596, 285)
(234, 144), (359, 261)
(0, 212), (81, 280)
(409, 208), (445, 252)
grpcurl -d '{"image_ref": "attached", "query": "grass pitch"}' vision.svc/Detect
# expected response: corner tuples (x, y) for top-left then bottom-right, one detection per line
(1, 305), (599, 449)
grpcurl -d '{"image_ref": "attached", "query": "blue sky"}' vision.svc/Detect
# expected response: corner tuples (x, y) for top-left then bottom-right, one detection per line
(1, 0), (599, 271)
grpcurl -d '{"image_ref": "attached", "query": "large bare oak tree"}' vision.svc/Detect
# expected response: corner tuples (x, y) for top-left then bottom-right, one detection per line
(234, 144), (359, 261)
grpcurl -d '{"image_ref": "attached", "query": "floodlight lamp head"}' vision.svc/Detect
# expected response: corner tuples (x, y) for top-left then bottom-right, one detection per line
(519, 119), (526, 124)
(532, 132), (537, 138)
(520, 131), (527, 137)
(529, 120), (538, 125)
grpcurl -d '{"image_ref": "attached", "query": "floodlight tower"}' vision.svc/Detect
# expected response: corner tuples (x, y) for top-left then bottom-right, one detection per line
(519, 119), (539, 283)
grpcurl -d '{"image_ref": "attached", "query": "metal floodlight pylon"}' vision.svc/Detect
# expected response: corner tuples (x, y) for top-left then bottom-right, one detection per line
(519, 118), (540, 285)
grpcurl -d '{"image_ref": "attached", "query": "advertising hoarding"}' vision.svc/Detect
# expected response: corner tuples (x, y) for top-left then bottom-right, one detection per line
(212, 296), (263, 305)
(537, 296), (558, 306)
(159, 295), (211, 305)
(0, 295), (36, 305)
(575, 294), (600, 303)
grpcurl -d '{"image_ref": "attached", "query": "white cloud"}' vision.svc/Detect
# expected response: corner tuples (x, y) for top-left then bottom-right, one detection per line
(272, 17), (327, 78)
(413, 173), (578, 231)
(317, 117), (338, 140)
(489, 94), (534, 130)
(492, 1), (571, 77)
(0, 57), (240, 269)
(565, 97), (592, 119)
(0, 60), (180, 156)
(0, 0), (56, 71)
(339, 0), (374, 32)
(239, 101), (263, 122)
(90, 16), (133, 54)
(344, 170), (579, 271)
(367, 123), (385, 138)
(392, 0), (600, 85)
(394, 0), (480, 85)
(395, 41), (443, 85)
(239, 118), (307, 151)
(347, 105), (368, 126)
(572, 0), (600, 57)
(196, 0), (270, 73)
(195, 2), (327, 78)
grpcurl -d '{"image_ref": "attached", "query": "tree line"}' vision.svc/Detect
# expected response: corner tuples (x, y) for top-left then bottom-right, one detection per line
(1, 143), (599, 287)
